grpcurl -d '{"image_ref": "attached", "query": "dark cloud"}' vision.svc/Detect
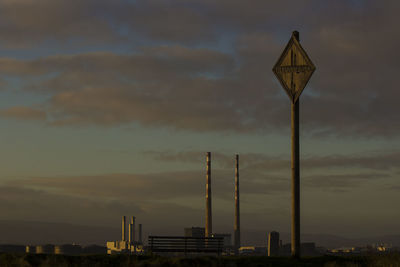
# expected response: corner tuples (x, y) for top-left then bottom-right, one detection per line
(0, 185), (143, 226)
(0, 0), (129, 48)
(0, 77), (6, 90)
(144, 150), (400, 172)
(1, 171), (289, 235)
(0, 0), (399, 241)
(0, 0), (317, 47)
(247, 151), (400, 172)
(0, 48), (247, 130)
(143, 150), (396, 192)
(1, 167), (397, 239)
(0, 184), (209, 236)
(0, 106), (46, 121)
(7, 170), (289, 204)
(1, 0), (400, 137)
(8, 172), (205, 200)
(389, 185), (400, 191)
(143, 149), (400, 192)
(303, 173), (389, 192)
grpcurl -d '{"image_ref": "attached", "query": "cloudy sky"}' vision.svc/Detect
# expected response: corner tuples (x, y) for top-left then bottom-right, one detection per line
(0, 0), (399, 244)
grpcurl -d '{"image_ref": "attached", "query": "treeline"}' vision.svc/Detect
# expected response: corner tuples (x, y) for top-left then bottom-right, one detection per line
(0, 253), (400, 267)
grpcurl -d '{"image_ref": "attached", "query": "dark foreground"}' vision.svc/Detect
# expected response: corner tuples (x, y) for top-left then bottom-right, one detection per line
(1, 253), (400, 267)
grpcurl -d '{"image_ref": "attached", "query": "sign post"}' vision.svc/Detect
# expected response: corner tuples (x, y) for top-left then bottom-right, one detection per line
(272, 31), (315, 258)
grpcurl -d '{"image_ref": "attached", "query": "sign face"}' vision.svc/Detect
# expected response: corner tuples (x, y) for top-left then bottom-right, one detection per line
(273, 35), (315, 103)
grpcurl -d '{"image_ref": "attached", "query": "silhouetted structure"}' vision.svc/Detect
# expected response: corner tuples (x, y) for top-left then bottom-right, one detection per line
(238, 246), (267, 256)
(81, 245), (107, 254)
(149, 236), (223, 255)
(107, 216), (144, 254)
(272, 30), (316, 258)
(138, 224), (143, 244)
(268, 231), (280, 256)
(212, 233), (232, 248)
(129, 216), (135, 244)
(122, 216), (126, 241)
(234, 154), (240, 254)
(0, 244), (25, 253)
(280, 242), (320, 257)
(26, 245), (36, 253)
(36, 244), (54, 254)
(205, 152), (212, 237)
(54, 244), (82, 255)
(184, 227), (205, 238)
(184, 227), (206, 251)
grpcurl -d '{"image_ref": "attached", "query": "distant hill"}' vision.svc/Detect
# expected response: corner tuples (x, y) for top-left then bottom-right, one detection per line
(241, 230), (400, 248)
(0, 220), (119, 246)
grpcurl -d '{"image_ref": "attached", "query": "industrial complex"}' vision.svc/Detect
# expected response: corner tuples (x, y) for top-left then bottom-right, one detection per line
(106, 216), (144, 254)
(0, 152), (396, 257)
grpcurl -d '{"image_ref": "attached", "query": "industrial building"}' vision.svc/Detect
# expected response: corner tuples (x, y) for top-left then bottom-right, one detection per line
(106, 216), (144, 254)
(0, 244), (25, 253)
(54, 244), (82, 255)
(184, 227), (205, 238)
(212, 233), (232, 249)
(268, 231), (280, 256)
(36, 244), (55, 254)
(280, 242), (320, 256)
(25, 244), (105, 255)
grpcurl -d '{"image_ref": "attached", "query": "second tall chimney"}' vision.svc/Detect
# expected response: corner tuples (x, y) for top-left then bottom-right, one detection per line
(205, 152), (212, 237)
(234, 154), (240, 254)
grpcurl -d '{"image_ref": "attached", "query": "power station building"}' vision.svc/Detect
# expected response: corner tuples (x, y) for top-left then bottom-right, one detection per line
(25, 244), (105, 255)
(106, 216), (144, 254)
(268, 231), (280, 256)
(212, 233), (232, 248)
(184, 227), (205, 238)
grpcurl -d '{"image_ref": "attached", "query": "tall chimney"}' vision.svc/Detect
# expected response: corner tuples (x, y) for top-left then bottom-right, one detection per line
(138, 224), (143, 244)
(129, 216), (135, 244)
(234, 154), (240, 254)
(122, 216), (126, 241)
(205, 152), (212, 237)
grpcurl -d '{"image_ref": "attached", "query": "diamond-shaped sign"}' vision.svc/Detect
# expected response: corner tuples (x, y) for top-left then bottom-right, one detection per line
(273, 35), (315, 103)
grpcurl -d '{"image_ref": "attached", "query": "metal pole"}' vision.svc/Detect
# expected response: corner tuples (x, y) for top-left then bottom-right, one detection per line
(205, 152), (212, 237)
(291, 30), (300, 258)
(234, 154), (240, 255)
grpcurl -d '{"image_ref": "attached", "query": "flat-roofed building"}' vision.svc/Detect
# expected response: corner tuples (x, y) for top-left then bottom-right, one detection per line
(106, 241), (144, 255)
(54, 244), (82, 255)
(268, 231), (280, 256)
(211, 233), (232, 248)
(184, 227), (205, 238)
(36, 244), (54, 254)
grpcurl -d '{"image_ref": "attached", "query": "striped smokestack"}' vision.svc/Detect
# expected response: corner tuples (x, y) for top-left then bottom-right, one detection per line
(205, 152), (212, 237)
(234, 154), (240, 254)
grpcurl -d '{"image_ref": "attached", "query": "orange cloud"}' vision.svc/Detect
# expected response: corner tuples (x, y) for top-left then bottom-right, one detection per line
(0, 106), (46, 121)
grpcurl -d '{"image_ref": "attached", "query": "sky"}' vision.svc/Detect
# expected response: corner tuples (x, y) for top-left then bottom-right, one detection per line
(0, 0), (399, 245)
